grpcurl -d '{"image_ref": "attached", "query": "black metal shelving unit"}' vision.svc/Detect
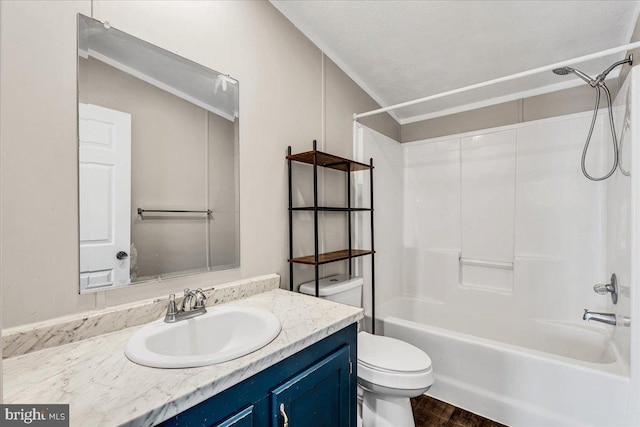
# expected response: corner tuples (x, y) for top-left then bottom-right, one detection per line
(287, 140), (376, 333)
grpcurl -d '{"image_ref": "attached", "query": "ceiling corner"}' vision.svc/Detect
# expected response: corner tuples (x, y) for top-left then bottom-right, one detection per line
(270, 1), (400, 124)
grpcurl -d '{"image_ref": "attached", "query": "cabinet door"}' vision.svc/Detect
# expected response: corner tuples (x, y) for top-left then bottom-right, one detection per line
(215, 405), (254, 427)
(271, 346), (352, 427)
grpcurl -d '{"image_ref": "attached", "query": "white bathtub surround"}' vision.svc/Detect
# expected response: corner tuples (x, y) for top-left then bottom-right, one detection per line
(3, 288), (363, 427)
(355, 66), (640, 426)
(2, 274), (280, 358)
(460, 131), (516, 292)
(353, 125), (404, 319)
(400, 112), (609, 319)
(607, 81), (634, 377)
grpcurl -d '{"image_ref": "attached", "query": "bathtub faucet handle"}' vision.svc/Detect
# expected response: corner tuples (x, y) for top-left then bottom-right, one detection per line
(593, 273), (618, 304)
(593, 283), (613, 294)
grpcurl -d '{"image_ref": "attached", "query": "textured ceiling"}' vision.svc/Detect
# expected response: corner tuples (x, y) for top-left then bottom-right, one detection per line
(271, 1), (640, 123)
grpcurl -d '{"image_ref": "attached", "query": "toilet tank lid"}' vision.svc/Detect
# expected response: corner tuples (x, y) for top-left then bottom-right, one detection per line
(298, 274), (363, 296)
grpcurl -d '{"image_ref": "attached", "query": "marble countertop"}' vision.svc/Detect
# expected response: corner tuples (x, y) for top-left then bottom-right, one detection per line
(3, 289), (363, 427)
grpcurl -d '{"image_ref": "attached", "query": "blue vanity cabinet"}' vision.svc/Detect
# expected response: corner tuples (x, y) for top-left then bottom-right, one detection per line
(271, 346), (351, 426)
(158, 323), (357, 427)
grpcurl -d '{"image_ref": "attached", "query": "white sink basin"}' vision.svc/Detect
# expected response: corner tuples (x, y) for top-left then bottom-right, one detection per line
(125, 306), (281, 368)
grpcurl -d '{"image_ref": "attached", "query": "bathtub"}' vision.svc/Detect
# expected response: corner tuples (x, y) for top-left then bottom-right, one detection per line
(377, 297), (630, 427)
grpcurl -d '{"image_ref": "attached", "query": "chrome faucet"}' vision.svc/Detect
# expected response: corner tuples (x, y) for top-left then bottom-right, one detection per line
(583, 309), (616, 325)
(164, 288), (207, 323)
(583, 309), (630, 327)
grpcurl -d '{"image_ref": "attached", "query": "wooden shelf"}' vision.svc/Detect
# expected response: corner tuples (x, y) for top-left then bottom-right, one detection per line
(287, 141), (377, 333)
(287, 150), (372, 172)
(291, 207), (372, 212)
(289, 249), (374, 265)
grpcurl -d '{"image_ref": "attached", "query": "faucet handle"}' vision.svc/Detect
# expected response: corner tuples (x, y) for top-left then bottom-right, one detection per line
(167, 294), (177, 313)
(193, 288), (207, 309)
(165, 294), (178, 321)
(593, 274), (619, 304)
(593, 283), (613, 294)
(181, 289), (196, 311)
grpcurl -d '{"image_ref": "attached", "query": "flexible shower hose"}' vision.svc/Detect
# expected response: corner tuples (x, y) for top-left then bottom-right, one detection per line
(581, 83), (618, 181)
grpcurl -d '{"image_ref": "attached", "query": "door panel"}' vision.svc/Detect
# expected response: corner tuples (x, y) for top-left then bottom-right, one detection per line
(216, 405), (254, 427)
(79, 103), (132, 291)
(271, 346), (351, 427)
(79, 164), (113, 242)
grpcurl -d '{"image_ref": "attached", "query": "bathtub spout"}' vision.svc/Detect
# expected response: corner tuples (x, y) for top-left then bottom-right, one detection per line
(583, 309), (617, 326)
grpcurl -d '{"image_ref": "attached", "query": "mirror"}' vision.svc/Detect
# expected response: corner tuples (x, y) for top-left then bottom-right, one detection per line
(77, 15), (239, 293)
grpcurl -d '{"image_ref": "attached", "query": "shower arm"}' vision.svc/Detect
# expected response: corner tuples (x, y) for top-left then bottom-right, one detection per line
(595, 55), (633, 85)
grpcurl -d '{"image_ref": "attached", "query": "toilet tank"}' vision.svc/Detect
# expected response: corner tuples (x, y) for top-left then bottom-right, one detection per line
(298, 275), (363, 307)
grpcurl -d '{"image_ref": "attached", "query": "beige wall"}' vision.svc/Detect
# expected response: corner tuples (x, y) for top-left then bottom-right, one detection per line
(0, 1), (399, 328)
(400, 81), (620, 142)
(401, 101), (520, 142)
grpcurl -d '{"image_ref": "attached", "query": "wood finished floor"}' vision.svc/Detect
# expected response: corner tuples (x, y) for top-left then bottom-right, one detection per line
(411, 395), (507, 427)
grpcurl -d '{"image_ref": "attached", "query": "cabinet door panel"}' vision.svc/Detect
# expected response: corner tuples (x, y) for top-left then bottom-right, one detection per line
(271, 346), (351, 427)
(216, 405), (254, 427)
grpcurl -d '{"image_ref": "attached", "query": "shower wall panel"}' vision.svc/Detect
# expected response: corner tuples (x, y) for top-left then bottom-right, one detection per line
(403, 138), (460, 301)
(460, 130), (516, 292)
(515, 115), (607, 320)
(355, 125), (404, 320)
(606, 81), (632, 372)
(403, 111), (610, 322)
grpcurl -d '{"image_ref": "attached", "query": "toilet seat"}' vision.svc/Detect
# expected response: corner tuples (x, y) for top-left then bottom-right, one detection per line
(357, 332), (434, 390)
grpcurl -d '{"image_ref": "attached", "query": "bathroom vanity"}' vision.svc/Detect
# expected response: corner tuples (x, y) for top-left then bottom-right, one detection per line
(2, 275), (363, 426)
(159, 324), (356, 427)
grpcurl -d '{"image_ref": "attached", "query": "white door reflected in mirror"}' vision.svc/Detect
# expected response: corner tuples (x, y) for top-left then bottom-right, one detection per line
(79, 103), (132, 291)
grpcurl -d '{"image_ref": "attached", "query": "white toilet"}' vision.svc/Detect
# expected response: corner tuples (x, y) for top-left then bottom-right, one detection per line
(299, 275), (434, 427)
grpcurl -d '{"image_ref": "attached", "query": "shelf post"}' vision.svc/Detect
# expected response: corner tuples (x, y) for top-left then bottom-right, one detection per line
(288, 146), (293, 291)
(347, 163), (352, 276)
(313, 140), (320, 298)
(370, 157), (375, 334)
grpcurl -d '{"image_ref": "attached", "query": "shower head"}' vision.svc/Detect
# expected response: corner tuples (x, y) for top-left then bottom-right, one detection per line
(552, 67), (573, 75)
(551, 66), (595, 85)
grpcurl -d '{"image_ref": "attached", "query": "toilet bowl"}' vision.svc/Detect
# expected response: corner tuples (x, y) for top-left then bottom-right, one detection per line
(357, 332), (433, 427)
(299, 275), (434, 427)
